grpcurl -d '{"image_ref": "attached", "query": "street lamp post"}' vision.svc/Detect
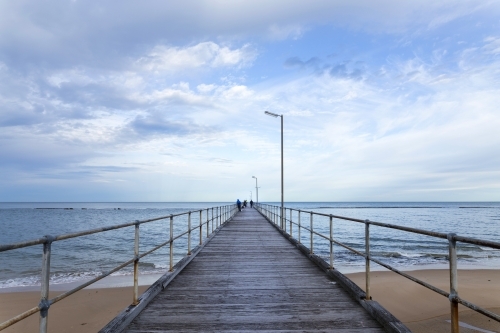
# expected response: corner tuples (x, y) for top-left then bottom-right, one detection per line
(252, 176), (259, 203)
(264, 111), (284, 229)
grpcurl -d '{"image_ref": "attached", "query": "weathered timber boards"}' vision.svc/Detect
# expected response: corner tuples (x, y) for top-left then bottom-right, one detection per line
(122, 208), (387, 332)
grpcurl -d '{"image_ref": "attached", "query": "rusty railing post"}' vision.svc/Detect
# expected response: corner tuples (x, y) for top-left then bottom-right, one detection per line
(365, 220), (371, 300)
(169, 215), (173, 271)
(298, 210), (301, 243)
(199, 210), (203, 245)
(187, 212), (191, 255)
(206, 209), (209, 237)
(283, 208), (286, 232)
(310, 212), (313, 254)
(39, 236), (53, 333)
(276, 206), (279, 226)
(283, 208), (286, 231)
(448, 233), (459, 333)
(330, 215), (333, 270)
(133, 222), (140, 305)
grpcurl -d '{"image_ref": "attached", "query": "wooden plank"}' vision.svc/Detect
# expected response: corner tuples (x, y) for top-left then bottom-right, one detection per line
(109, 208), (403, 332)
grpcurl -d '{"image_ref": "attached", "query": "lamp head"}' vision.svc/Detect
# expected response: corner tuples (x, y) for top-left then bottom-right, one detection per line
(264, 110), (280, 118)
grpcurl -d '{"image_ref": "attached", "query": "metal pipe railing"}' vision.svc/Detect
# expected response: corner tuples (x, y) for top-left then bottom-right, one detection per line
(255, 203), (500, 332)
(0, 204), (237, 332)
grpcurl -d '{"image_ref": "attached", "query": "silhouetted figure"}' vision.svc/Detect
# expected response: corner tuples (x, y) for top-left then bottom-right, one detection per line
(250, 200), (254, 208)
(237, 199), (242, 211)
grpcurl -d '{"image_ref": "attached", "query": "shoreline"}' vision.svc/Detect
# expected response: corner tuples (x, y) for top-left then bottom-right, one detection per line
(3, 262), (500, 293)
(1, 268), (500, 332)
(0, 272), (165, 293)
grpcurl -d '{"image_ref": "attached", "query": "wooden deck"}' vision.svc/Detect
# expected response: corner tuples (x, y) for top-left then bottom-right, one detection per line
(121, 208), (388, 332)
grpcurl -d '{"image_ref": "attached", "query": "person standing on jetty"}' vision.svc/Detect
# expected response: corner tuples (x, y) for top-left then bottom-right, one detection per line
(250, 200), (254, 208)
(237, 199), (242, 211)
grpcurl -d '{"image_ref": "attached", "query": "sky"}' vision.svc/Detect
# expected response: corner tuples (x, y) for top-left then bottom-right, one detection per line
(0, 0), (499, 202)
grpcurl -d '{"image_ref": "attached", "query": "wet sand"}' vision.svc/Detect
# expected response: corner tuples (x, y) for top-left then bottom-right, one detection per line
(1, 269), (500, 332)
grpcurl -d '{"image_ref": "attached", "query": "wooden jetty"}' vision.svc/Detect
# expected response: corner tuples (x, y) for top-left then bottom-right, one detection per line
(102, 208), (409, 332)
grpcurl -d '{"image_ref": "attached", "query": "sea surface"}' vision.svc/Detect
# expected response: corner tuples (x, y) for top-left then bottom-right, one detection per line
(0, 202), (499, 290)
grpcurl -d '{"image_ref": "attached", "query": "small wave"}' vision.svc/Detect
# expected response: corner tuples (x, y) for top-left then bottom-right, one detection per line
(373, 251), (404, 258)
(317, 206), (444, 209)
(0, 266), (169, 289)
(459, 207), (497, 209)
(0, 271), (103, 289)
(138, 262), (156, 268)
(479, 246), (500, 251)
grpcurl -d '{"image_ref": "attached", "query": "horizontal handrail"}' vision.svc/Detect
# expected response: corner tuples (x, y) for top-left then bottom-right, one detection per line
(0, 204), (237, 332)
(279, 206), (500, 249)
(255, 203), (500, 332)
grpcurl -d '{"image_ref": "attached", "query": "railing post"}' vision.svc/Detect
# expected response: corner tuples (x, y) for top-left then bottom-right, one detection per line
(206, 209), (209, 237)
(329, 215), (333, 270)
(282, 207), (286, 231)
(187, 212), (192, 255)
(448, 233), (459, 333)
(298, 210), (301, 243)
(365, 220), (371, 300)
(211, 207), (214, 233)
(133, 222), (140, 305)
(39, 236), (53, 333)
(169, 215), (174, 271)
(199, 210), (203, 245)
(289, 209), (292, 236)
(310, 212), (313, 254)
(281, 207), (286, 232)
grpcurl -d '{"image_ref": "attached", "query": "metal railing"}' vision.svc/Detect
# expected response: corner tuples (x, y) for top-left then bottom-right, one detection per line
(0, 204), (237, 332)
(256, 203), (500, 333)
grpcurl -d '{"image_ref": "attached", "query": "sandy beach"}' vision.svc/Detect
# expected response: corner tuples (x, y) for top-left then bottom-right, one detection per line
(1, 269), (500, 332)
(346, 269), (500, 332)
(0, 286), (148, 333)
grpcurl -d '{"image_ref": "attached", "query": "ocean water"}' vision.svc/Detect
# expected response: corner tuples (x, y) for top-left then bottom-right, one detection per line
(0, 202), (499, 290)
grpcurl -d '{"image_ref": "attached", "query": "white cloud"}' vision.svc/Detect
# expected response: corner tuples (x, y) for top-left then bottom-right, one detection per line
(197, 84), (217, 94)
(219, 85), (254, 100)
(483, 37), (500, 55)
(267, 24), (306, 41)
(137, 42), (256, 72)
